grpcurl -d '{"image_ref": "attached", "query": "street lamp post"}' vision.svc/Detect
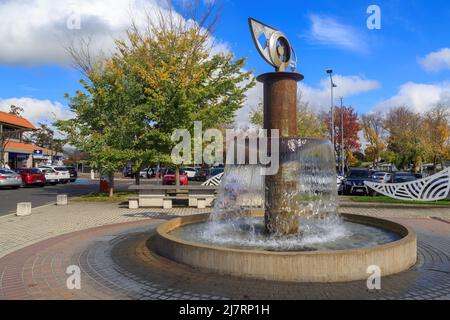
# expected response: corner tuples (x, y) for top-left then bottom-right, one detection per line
(326, 69), (337, 157)
(340, 97), (345, 176)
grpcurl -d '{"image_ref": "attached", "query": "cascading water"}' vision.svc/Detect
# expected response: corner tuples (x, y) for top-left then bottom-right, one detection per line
(170, 138), (401, 252)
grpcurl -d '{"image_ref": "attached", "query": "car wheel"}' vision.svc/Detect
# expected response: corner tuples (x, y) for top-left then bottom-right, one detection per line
(21, 181), (26, 188)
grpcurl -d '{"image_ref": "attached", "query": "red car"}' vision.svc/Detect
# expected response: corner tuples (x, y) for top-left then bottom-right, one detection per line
(162, 169), (188, 186)
(15, 168), (46, 187)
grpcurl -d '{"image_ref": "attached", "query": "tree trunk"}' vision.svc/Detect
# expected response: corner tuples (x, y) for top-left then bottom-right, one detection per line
(108, 173), (115, 197)
(175, 166), (180, 188)
(135, 172), (141, 186)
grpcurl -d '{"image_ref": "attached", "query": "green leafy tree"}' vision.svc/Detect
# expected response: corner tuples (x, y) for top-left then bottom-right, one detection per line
(57, 5), (254, 192)
(362, 112), (387, 168)
(384, 106), (427, 172)
(422, 105), (450, 171)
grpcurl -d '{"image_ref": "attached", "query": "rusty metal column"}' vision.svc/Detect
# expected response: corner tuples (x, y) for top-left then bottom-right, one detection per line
(257, 72), (304, 235)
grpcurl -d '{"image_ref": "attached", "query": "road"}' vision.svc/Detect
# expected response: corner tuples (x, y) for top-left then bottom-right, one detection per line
(0, 179), (136, 216)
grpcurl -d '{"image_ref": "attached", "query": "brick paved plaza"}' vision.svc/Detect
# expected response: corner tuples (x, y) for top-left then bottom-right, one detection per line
(0, 201), (449, 300)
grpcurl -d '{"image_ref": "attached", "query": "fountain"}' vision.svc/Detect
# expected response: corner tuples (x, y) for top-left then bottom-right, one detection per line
(153, 18), (417, 283)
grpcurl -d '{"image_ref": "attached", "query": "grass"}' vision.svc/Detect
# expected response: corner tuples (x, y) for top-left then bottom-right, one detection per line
(351, 195), (450, 206)
(73, 192), (136, 203)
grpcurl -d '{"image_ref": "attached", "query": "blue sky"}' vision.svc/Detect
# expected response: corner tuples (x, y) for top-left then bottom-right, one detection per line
(0, 0), (449, 126)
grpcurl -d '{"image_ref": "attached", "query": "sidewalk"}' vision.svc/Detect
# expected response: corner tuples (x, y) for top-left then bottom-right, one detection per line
(0, 202), (210, 259)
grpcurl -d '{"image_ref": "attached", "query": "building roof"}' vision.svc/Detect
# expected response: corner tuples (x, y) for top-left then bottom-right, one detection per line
(4, 141), (50, 154)
(0, 111), (36, 130)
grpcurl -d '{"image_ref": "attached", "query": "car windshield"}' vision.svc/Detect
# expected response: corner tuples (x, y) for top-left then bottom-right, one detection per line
(30, 169), (43, 174)
(210, 169), (224, 175)
(394, 175), (416, 183)
(0, 169), (14, 174)
(348, 171), (370, 178)
(54, 167), (68, 171)
(373, 173), (386, 177)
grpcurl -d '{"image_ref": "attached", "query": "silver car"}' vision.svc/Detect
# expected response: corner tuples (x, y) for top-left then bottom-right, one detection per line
(0, 169), (22, 189)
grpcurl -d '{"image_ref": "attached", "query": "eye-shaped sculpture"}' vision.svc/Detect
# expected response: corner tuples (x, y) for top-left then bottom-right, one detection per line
(249, 18), (297, 72)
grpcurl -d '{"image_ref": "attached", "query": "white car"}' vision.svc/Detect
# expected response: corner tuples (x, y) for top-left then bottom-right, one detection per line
(337, 175), (345, 194)
(183, 167), (198, 180)
(40, 166), (71, 184)
(40, 167), (59, 185)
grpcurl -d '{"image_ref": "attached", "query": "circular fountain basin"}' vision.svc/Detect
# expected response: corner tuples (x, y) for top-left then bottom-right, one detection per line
(154, 213), (417, 283)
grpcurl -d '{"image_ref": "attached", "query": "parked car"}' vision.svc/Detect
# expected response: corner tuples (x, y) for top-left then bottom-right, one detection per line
(390, 172), (420, 184)
(64, 166), (78, 183)
(139, 168), (149, 179)
(343, 169), (374, 195)
(0, 169), (22, 189)
(183, 167), (198, 180)
(147, 167), (156, 179)
(337, 175), (345, 194)
(162, 169), (188, 186)
(371, 172), (392, 184)
(40, 168), (59, 185)
(15, 168), (46, 187)
(123, 167), (134, 178)
(40, 166), (71, 184)
(194, 169), (209, 182)
(208, 168), (224, 180)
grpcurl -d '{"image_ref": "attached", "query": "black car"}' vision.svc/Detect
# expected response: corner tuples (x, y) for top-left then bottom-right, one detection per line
(343, 169), (374, 195)
(65, 166), (78, 183)
(390, 172), (421, 184)
(208, 168), (224, 180)
(194, 169), (209, 182)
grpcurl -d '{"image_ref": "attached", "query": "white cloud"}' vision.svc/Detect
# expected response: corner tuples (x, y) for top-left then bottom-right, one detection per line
(374, 82), (450, 114)
(300, 75), (380, 111)
(304, 14), (367, 53)
(235, 74), (380, 126)
(0, 0), (229, 66)
(0, 97), (73, 126)
(419, 48), (450, 72)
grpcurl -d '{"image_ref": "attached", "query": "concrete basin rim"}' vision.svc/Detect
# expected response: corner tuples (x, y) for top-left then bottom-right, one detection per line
(155, 213), (417, 257)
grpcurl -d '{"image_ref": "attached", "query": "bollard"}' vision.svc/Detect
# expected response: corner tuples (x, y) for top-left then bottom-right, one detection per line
(57, 194), (68, 206)
(129, 198), (139, 209)
(16, 203), (32, 217)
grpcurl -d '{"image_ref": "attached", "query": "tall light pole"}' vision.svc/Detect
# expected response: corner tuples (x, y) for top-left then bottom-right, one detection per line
(340, 97), (345, 176)
(326, 69), (337, 157)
